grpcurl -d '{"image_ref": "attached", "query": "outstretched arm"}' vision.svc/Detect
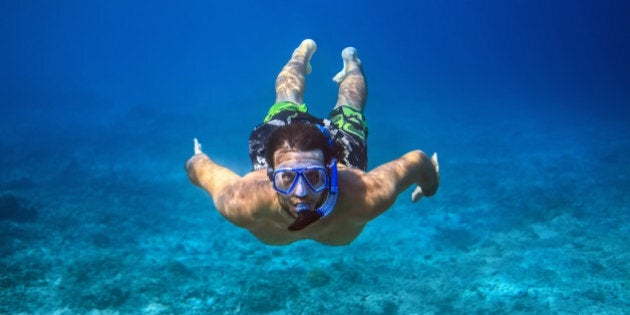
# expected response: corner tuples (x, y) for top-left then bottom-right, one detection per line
(185, 139), (277, 228)
(355, 150), (439, 221)
(185, 138), (241, 197)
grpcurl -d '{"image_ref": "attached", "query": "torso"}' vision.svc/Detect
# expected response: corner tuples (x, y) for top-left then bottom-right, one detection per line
(229, 168), (370, 246)
(247, 212), (366, 245)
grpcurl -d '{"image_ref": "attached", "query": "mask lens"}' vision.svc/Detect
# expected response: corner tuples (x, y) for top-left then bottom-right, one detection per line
(273, 170), (297, 193)
(272, 167), (328, 194)
(304, 168), (327, 191)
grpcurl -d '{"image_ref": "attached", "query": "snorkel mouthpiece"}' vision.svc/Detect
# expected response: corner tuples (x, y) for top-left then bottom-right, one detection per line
(288, 203), (320, 231)
(296, 203), (311, 212)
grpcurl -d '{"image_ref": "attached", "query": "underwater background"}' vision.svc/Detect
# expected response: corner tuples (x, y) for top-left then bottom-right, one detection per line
(1, 0), (628, 314)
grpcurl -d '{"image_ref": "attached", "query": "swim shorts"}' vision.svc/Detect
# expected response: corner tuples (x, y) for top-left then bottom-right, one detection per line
(248, 101), (368, 171)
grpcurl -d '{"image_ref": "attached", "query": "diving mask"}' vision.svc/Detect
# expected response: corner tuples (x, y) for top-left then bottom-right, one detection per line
(287, 158), (339, 231)
(271, 166), (328, 195)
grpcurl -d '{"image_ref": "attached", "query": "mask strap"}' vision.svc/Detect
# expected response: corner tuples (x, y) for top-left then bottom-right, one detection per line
(316, 123), (334, 148)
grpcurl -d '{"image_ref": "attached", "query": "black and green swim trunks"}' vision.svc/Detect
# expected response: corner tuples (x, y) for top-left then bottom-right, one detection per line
(248, 101), (368, 171)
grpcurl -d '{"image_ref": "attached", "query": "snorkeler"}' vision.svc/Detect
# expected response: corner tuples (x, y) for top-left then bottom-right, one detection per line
(186, 39), (439, 245)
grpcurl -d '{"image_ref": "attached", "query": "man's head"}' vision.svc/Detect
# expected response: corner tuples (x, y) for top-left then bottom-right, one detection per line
(265, 122), (341, 223)
(265, 121), (340, 169)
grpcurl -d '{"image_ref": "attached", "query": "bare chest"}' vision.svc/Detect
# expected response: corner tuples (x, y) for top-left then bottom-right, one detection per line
(247, 215), (364, 245)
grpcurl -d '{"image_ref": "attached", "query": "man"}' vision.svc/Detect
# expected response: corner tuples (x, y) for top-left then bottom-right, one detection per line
(186, 39), (439, 245)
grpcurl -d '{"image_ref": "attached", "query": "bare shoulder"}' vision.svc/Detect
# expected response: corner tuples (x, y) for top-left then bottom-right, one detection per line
(335, 167), (377, 222)
(337, 166), (370, 190)
(334, 151), (429, 223)
(213, 170), (279, 227)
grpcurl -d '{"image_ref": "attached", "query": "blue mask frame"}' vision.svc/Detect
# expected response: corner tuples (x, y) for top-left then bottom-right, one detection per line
(272, 166), (329, 195)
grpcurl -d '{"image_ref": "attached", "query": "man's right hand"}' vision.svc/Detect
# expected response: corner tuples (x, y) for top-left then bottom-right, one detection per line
(186, 138), (210, 186)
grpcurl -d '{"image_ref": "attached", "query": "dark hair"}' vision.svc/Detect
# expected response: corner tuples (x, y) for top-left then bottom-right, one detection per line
(265, 121), (342, 169)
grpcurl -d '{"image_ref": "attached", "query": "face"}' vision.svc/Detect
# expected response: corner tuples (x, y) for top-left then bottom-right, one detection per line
(272, 147), (327, 218)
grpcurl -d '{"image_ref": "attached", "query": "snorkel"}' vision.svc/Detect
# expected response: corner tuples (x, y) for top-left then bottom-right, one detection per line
(287, 124), (339, 231)
(288, 158), (338, 231)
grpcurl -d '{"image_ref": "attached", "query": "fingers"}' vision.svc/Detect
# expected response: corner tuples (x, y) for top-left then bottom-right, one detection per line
(194, 138), (202, 154)
(411, 186), (423, 202)
(431, 152), (439, 172)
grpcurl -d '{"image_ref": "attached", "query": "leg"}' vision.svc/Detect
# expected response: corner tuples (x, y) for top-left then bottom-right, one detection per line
(275, 39), (317, 104)
(333, 47), (367, 112)
(327, 47), (368, 170)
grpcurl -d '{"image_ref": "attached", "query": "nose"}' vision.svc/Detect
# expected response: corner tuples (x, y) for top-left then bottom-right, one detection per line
(294, 176), (309, 197)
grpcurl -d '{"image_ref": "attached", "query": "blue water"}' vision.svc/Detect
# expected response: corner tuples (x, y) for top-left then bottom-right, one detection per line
(1, 1), (628, 313)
